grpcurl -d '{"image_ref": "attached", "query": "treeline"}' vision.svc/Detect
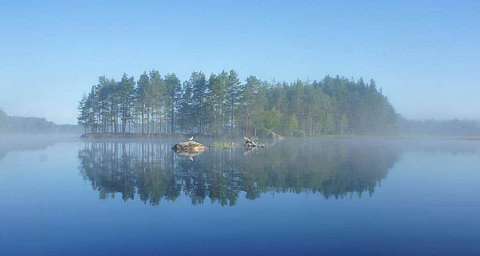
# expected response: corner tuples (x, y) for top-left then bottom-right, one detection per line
(398, 118), (480, 137)
(0, 109), (80, 134)
(78, 70), (397, 137)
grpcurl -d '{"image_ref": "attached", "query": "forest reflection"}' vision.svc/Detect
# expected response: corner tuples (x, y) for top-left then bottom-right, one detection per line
(78, 140), (400, 206)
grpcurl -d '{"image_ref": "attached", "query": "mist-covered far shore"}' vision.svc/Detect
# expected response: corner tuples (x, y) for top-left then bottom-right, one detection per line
(396, 118), (480, 138)
(0, 109), (81, 135)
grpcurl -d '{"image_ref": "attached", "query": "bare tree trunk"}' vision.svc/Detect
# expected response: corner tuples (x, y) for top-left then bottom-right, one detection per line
(171, 101), (175, 135)
(141, 108), (145, 135)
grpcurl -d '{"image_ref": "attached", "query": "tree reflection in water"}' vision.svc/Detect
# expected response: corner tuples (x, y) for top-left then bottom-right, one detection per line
(78, 140), (400, 206)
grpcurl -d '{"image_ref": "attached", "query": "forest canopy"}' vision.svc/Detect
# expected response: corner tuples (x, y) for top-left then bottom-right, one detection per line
(78, 70), (397, 137)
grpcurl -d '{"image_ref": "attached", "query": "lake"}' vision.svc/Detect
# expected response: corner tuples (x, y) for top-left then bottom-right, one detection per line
(1, 138), (479, 255)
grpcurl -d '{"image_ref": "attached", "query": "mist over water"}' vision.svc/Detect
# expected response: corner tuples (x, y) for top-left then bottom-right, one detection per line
(1, 138), (480, 255)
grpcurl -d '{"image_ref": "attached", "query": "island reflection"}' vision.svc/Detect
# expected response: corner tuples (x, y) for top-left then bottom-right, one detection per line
(78, 140), (400, 206)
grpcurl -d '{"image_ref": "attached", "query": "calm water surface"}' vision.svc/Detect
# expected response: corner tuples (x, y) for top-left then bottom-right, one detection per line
(0, 138), (479, 255)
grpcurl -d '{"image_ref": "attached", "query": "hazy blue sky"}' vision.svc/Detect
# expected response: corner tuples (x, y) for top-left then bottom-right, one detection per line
(0, 0), (479, 124)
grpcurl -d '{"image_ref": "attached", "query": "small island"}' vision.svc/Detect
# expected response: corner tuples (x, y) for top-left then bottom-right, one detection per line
(77, 70), (396, 138)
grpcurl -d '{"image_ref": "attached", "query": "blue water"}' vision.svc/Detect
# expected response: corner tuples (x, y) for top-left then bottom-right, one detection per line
(0, 138), (479, 255)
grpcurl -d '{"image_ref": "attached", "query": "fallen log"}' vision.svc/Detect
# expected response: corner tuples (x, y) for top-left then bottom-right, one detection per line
(244, 137), (257, 147)
(244, 137), (264, 148)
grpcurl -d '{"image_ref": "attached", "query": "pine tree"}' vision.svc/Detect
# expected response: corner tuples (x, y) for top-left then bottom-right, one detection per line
(225, 70), (242, 135)
(118, 74), (135, 134)
(164, 73), (181, 134)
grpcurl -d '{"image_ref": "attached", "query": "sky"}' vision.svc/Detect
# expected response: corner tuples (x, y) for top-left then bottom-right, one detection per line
(0, 0), (479, 124)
